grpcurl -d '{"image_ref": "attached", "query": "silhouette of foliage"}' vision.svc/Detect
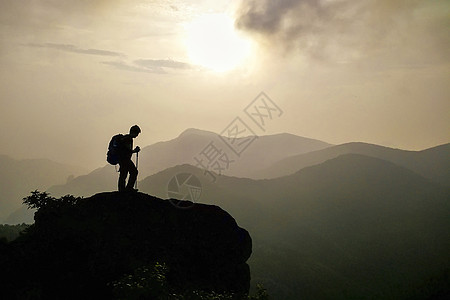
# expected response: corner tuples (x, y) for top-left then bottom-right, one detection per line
(22, 190), (81, 210)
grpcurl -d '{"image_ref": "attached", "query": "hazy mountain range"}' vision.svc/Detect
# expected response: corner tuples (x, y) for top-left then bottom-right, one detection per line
(135, 128), (332, 179)
(42, 128), (333, 198)
(2, 129), (449, 224)
(1, 128), (329, 223)
(1, 128), (449, 298)
(46, 131), (449, 201)
(251, 142), (450, 186)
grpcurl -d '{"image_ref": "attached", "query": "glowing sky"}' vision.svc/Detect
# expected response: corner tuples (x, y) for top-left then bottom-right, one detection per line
(0, 0), (449, 169)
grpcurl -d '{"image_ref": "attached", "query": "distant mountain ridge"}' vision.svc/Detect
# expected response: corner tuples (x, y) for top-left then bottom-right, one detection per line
(4, 129), (449, 225)
(44, 129), (330, 198)
(3, 129), (329, 223)
(252, 142), (450, 186)
(137, 128), (332, 179)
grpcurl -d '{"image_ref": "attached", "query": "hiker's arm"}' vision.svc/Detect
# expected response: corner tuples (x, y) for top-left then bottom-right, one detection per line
(133, 146), (140, 153)
(120, 135), (135, 155)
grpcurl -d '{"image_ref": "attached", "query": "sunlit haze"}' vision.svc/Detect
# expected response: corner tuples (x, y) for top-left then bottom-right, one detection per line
(0, 0), (448, 169)
(184, 13), (252, 72)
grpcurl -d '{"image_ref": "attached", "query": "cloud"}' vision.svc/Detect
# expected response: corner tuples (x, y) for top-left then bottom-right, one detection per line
(27, 43), (124, 57)
(103, 58), (195, 74)
(26, 42), (194, 74)
(102, 61), (167, 74)
(135, 59), (193, 70)
(235, 0), (450, 65)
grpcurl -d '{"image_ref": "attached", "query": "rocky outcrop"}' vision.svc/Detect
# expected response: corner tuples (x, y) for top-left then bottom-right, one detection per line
(2, 192), (252, 299)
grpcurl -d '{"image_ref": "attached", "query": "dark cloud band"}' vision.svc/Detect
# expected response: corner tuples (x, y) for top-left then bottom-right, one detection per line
(234, 0), (448, 64)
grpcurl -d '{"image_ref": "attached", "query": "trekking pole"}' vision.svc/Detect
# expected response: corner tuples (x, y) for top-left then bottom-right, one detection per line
(135, 151), (139, 189)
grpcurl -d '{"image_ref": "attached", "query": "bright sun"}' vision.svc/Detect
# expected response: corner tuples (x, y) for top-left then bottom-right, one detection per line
(184, 13), (252, 72)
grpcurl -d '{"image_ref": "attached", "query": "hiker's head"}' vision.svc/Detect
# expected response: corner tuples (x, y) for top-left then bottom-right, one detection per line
(129, 125), (141, 138)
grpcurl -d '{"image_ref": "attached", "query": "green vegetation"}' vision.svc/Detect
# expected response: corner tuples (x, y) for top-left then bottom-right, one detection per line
(0, 223), (29, 242)
(110, 262), (269, 300)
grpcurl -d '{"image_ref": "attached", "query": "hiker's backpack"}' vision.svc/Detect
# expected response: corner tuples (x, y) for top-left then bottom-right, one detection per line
(106, 134), (124, 165)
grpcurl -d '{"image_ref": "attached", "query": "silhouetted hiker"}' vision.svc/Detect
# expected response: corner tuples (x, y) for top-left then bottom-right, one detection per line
(107, 125), (141, 192)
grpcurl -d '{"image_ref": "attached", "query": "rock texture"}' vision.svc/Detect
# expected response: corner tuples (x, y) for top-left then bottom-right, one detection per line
(2, 192), (252, 299)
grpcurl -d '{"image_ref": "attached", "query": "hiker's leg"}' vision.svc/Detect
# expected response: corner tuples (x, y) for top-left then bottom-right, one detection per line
(126, 160), (138, 189)
(118, 161), (129, 191)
